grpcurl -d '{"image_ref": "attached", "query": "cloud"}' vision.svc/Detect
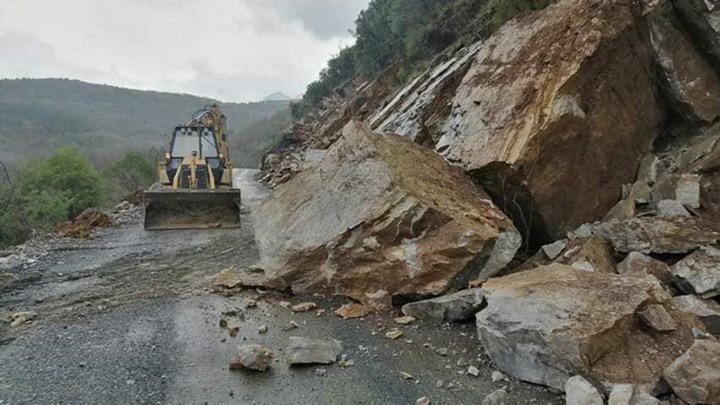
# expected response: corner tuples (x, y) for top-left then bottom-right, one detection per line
(249, 0), (367, 40)
(0, 0), (370, 101)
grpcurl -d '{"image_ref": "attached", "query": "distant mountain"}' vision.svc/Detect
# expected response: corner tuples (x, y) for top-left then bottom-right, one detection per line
(263, 92), (292, 102)
(0, 78), (290, 168)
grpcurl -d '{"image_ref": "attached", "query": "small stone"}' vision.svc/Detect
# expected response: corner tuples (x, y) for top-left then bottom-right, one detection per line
(467, 366), (480, 377)
(564, 376), (603, 405)
(394, 316), (417, 325)
(286, 337), (342, 365)
(219, 319), (228, 328)
(315, 368), (327, 377)
(258, 325), (268, 334)
(9, 311), (38, 327)
(435, 347), (448, 356)
(491, 371), (506, 382)
(400, 371), (415, 380)
(279, 301), (291, 308)
(481, 388), (507, 405)
(339, 359), (355, 367)
(245, 299), (258, 308)
(213, 268), (242, 289)
(542, 239), (569, 260)
(282, 321), (299, 331)
(334, 304), (369, 319)
(416, 397), (431, 405)
(435, 380), (444, 388)
(229, 344), (274, 372)
(456, 358), (469, 367)
(229, 326), (240, 338)
(608, 384), (633, 405)
(386, 329), (404, 340)
(292, 302), (317, 312)
(638, 304), (676, 332)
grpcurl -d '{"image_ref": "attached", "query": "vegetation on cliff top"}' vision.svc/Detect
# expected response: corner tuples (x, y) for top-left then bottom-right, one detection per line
(292, 0), (551, 118)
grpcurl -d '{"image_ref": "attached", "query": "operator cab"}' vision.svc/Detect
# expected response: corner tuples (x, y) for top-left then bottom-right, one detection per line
(165, 125), (226, 186)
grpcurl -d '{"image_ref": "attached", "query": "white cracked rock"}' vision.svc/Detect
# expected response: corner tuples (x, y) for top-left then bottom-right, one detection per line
(229, 344), (274, 372)
(286, 337), (342, 365)
(564, 376), (603, 405)
(401, 288), (485, 322)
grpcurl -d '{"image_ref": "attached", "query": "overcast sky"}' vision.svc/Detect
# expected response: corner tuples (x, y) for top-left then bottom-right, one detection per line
(0, 0), (369, 102)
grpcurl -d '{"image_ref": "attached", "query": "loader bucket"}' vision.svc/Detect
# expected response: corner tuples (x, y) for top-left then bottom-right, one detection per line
(143, 189), (242, 230)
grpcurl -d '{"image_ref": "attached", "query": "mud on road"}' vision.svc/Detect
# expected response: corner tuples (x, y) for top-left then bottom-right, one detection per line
(0, 171), (562, 405)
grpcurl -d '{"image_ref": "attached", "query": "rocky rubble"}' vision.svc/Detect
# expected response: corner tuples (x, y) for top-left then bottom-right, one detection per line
(252, 0), (720, 401)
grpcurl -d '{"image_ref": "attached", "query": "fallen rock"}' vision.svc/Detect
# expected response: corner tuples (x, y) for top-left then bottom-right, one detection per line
(229, 344), (274, 372)
(663, 339), (720, 404)
(394, 315), (416, 325)
(656, 200), (691, 218)
(0, 250), (12, 258)
(292, 302), (317, 312)
(416, 397), (431, 405)
(385, 329), (404, 340)
(616, 252), (673, 286)
(334, 304), (369, 319)
(363, 290), (392, 312)
(0, 255), (28, 271)
(253, 121), (520, 306)
(476, 264), (698, 391)
(286, 337), (342, 365)
(543, 240), (569, 260)
(467, 365), (480, 377)
(401, 288), (485, 322)
(638, 304), (676, 332)
(671, 246), (720, 298)
(564, 376), (603, 405)
(9, 311), (38, 327)
(481, 389), (507, 405)
(608, 384), (660, 405)
(213, 269), (242, 289)
(596, 217), (718, 254)
(673, 295), (720, 335)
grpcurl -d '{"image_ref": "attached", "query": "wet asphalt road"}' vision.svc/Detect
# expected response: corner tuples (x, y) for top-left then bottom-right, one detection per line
(0, 170), (562, 405)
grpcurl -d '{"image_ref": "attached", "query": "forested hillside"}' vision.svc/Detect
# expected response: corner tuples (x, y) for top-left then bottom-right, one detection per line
(0, 78), (290, 168)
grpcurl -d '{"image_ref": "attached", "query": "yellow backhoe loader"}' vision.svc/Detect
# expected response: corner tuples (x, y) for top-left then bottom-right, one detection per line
(144, 104), (241, 229)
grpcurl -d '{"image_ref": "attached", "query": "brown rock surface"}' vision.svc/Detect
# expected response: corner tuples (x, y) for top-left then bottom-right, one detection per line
(616, 252), (673, 286)
(596, 217), (719, 254)
(663, 339), (720, 405)
(476, 264), (698, 391)
(253, 121), (520, 305)
(436, 0), (663, 238)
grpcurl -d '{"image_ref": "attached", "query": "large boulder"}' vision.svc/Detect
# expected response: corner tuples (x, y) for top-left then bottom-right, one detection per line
(253, 121), (520, 305)
(476, 264), (698, 391)
(434, 0), (663, 239)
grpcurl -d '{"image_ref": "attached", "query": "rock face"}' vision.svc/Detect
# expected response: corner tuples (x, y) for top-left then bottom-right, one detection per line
(435, 0), (663, 239)
(253, 121), (520, 305)
(663, 339), (720, 404)
(401, 288), (485, 322)
(647, 0), (720, 123)
(286, 337), (342, 365)
(476, 264), (697, 391)
(671, 0), (720, 70)
(671, 246), (720, 298)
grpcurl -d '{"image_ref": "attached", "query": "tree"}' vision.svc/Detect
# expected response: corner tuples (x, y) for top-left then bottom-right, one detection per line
(17, 145), (107, 221)
(104, 149), (158, 200)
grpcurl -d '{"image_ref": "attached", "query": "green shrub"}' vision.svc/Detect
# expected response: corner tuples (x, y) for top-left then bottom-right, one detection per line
(104, 149), (158, 200)
(22, 189), (72, 232)
(17, 145), (107, 219)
